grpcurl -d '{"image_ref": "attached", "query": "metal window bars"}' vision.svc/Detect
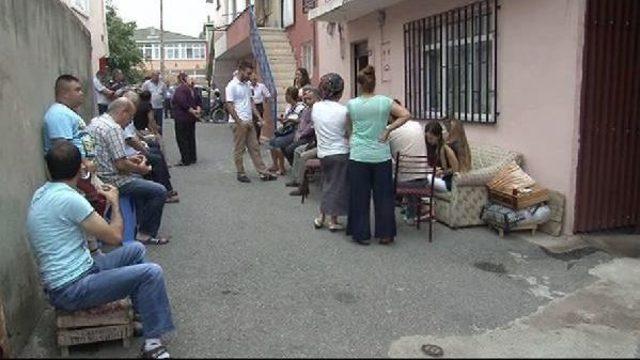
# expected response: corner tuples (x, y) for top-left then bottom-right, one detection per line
(248, 5), (278, 122)
(404, 0), (498, 123)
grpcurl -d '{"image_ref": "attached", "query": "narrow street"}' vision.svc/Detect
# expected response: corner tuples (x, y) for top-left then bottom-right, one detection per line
(19, 120), (640, 358)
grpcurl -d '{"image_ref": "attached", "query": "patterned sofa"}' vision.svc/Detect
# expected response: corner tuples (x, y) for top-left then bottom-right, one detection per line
(434, 144), (523, 229)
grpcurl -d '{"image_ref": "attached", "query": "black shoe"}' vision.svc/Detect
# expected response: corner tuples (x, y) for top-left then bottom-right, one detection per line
(289, 189), (303, 196)
(285, 181), (300, 188)
(260, 173), (277, 181)
(354, 239), (371, 246)
(237, 175), (251, 183)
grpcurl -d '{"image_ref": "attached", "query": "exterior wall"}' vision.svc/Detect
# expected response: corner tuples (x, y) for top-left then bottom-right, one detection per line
(142, 58), (208, 84)
(285, 1), (319, 83)
(0, 0), (95, 355)
(61, 0), (109, 74)
(317, 0), (586, 234)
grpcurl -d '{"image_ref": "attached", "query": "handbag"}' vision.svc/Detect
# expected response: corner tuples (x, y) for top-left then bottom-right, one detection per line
(274, 123), (295, 137)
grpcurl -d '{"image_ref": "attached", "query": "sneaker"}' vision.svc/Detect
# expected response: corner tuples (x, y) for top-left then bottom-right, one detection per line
(237, 175), (251, 183)
(259, 173), (277, 181)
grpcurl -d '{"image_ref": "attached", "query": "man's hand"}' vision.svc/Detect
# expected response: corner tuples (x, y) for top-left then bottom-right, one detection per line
(257, 117), (264, 127)
(130, 154), (146, 165)
(97, 184), (119, 205)
(137, 163), (152, 175)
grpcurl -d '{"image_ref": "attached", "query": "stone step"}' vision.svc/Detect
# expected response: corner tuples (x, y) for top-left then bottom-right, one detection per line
(263, 42), (293, 51)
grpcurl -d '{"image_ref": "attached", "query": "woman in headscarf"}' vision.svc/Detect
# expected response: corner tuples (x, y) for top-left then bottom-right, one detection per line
(311, 73), (350, 232)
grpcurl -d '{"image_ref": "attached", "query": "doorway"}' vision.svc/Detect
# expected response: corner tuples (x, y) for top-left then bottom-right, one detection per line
(353, 41), (369, 96)
(574, 0), (640, 233)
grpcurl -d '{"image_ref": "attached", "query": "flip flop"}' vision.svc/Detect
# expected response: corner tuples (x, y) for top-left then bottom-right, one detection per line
(137, 237), (170, 246)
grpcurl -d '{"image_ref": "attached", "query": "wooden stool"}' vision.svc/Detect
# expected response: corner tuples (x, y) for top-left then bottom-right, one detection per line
(56, 298), (133, 357)
(491, 223), (538, 238)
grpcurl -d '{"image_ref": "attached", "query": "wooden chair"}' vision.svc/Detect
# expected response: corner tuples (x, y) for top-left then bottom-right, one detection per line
(301, 158), (321, 204)
(394, 153), (437, 242)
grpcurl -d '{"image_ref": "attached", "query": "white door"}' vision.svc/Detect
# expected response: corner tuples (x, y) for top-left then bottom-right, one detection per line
(282, 0), (294, 27)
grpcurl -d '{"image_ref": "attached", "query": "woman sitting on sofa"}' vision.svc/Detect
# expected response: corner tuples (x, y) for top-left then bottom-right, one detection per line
(441, 117), (472, 172)
(425, 121), (462, 192)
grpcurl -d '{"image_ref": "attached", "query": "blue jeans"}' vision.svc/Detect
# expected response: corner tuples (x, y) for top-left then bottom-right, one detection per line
(119, 178), (166, 237)
(154, 108), (164, 135)
(47, 242), (175, 338)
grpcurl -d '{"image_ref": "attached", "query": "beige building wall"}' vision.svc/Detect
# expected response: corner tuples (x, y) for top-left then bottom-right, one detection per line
(317, 0), (586, 234)
(60, 0), (109, 74)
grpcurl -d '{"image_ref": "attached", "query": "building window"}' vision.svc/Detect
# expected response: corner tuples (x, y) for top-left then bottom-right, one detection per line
(301, 42), (314, 77)
(73, 0), (90, 15)
(404, 0), (497, 123)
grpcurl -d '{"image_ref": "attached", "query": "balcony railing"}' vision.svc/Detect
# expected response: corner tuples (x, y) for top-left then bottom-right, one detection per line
(248, 5), (278, 122)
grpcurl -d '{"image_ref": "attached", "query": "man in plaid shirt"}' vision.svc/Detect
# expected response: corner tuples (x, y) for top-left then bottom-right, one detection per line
(88, 98), (169, 245)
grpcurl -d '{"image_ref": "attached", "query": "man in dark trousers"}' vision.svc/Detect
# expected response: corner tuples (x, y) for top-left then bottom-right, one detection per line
(171, 72), (200, 166)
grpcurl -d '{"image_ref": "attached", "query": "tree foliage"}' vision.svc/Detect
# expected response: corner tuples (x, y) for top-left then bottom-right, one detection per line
(106, 4), (143, 83)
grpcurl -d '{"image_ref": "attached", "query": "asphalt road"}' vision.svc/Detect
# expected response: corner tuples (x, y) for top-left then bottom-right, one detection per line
(21, 120), (614, 358)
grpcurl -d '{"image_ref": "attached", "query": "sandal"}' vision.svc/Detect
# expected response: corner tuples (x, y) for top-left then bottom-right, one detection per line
(328, 223), (345, 232)
(421, 344), (444, 358)
(141, 344), (170, 359)
(165, 194), (180, 203)
(137, 237), (170, 246)
(313, 217), (325, 229)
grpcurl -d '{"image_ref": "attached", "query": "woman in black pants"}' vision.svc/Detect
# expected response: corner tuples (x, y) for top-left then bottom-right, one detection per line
(172, 73), (201, 166)
(346, 66), (412, 245)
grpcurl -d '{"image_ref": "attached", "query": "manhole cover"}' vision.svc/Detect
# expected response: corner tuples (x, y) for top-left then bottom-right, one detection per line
(474, 261), (507, 274)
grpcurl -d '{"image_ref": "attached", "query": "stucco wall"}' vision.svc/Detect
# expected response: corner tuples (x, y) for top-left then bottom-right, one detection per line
(317, 0), (586, 233)
(0, 0), (94, 354)
(285, 1), (319, 83)
(60, 0), (109, 74)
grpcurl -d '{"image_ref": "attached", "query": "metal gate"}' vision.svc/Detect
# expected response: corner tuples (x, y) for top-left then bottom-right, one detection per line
(574, 0), (640, 233)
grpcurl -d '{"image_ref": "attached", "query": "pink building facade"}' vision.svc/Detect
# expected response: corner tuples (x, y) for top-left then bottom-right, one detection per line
(310, 0), (639, 234)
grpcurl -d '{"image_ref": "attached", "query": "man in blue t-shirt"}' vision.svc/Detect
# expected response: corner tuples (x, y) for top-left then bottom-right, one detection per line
(43, 75), (107, 221)
(27, 141), (174, 359)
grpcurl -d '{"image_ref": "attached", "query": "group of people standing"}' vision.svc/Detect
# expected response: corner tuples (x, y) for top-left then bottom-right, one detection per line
(226, 61), (472, 246)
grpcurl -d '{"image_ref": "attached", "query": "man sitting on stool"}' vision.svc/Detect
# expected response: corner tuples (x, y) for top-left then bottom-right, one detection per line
(26, 141), (175, 359)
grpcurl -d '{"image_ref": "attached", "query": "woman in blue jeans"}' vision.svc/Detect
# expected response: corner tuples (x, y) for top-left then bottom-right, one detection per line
(346, 66), (412, 245)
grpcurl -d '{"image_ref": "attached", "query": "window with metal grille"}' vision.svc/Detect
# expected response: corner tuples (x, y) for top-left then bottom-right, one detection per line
(404, 0), (498, 123)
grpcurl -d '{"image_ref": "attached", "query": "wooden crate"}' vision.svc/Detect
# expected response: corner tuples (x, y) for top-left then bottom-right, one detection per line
(56, 299), (133, 357)
(488, 185), (550, 210)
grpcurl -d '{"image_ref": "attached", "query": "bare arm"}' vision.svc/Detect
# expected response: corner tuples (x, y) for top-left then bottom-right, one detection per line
(444, 146), (460, 174)
(80, 185), (123, 245)
(225, 102), (242, 123)
(125, 136), (148, 155)
(379, 102), (412, 142)
(114, 157), (151, 175)
(345, 114), (353, 139)
(251, 99), (263, 123)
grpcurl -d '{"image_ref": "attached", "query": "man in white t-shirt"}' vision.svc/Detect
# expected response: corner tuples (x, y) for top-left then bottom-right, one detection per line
(93, 68), (114, 115)
(225, 61), (276, 183)
(141, 71), (167, 134)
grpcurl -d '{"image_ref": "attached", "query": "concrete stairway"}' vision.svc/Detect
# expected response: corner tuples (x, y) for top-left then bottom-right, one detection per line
(258, 28), (297, 116)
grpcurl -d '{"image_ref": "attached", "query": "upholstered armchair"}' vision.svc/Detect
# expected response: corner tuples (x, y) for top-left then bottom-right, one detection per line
(434, 144), (524, 229)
